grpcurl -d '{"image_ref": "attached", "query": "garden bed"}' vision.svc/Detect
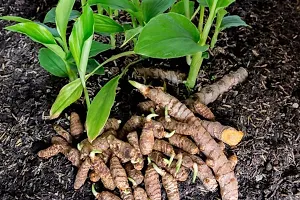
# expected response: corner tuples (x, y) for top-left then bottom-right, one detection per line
(0, 0), (299, 199)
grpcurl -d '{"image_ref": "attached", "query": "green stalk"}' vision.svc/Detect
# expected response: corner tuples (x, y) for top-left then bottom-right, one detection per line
(183, 0), (190, 18)
(109, 8), (116, 49)
(97, 4), (103, 14)
(64, 61), (77, 81)
(186, 1), (218, 88)
(87, 51), (135, 78)
(81, 0), (86, 7)
(191, 5), (200, 21)
(198, 6), (205, 34)
(184, 0), (191, 65)
(211, 9), (227, 49)
(82, 80), (91, 109)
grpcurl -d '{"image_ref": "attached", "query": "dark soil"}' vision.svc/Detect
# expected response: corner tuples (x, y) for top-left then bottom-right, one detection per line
(1, 0), (299, 200)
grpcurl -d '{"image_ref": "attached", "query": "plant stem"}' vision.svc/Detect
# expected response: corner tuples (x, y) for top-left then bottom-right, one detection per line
(184, 0), (191, 65)
(81, 0), (86, 7)
(186, 1), (218, 88)
(211, 9), (227, 49)
(198, 6), (205, 33)
(183, 0), (190, 18)
(109, 8), (116, 49)
(191, 5), (200, 21)
(81, 78), (91, 109)
(64, 61), (77, 81)
(87, 51), (136, 78)
(186, 52), (203, 88)
(97, 4), (103, 14)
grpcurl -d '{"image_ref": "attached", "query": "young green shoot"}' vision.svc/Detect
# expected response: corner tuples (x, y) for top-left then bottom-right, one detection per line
(92, 183), (99, 197)
(192, 162), (198, 183)
(164, 106), (171, 122)
(175, 153), (183, 174)
(128, 177), (137, 186)
(152, 163), (166, 177)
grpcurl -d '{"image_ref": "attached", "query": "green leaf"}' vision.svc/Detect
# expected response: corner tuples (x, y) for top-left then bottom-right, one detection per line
(135, 13), (208, 58)
(56, 0), (76, 42)
(121, 26), (143, 47)
(89, 40), (111, 57)
(44, 7), (80, 23)
(141, 0), (176, 23)
(87, 59), (105, 75)
(69, 5), (94, 70)
(220, 15), (248, 31)
(94, 14), (124, 34)
(88, 0), (137, 12)
(38, 48), (68, 77)
(206, 0), (235, 11)
(171, 0), (195, 16)
(197, 0), (209, 7)
(50, 79), (83, 119)
(86, 75), (120, 142)
(0, 16), (31, 23)
(5, 22), (56, 44)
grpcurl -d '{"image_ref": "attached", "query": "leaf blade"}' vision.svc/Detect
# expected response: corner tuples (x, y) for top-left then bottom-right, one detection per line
(141, 0), (176, 22)
(89, 40), (112, 57)
(88, 0), (137, 11)
(0, 16), (31, 23)
(5, 22), (56, 44)
(86, 75), (120, 142)
(44, 7), (80, 23)
(50, 79), (83, 119)
(94, 14), (124, 34)
(220, 15), (248, 31)
(135, 13), (208, 58)
(56, 0), (76, 41)
(38, 48), (68, 77)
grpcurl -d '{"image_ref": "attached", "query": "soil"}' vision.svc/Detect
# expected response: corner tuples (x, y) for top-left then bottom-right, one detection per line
(0, 0), (299, 200)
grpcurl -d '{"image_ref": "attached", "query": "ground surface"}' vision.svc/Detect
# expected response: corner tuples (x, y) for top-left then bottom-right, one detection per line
(0, 0), (299, 199)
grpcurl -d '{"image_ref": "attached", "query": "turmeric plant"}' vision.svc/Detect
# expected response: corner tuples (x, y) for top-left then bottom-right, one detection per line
(134, 0), (248, 88)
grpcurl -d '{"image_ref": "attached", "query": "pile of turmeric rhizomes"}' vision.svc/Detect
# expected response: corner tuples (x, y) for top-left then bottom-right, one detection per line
(38, 67), (248, 200)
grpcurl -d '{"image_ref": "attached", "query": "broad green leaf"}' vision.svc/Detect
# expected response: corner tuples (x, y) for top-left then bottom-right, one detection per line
(44, 7), (80, 23)
(38, 48), (68, 77)
(0, 16), (31, 23)
(197, 0), (209, 7)
(36, 22), (60, 37)
(69, 5), (94, 70)
(142, 0), (176, 23)
(4, 22), (65, 57)
(87, 59), (105, 75)
(121, 26), (143, 47)
(171, 0), (195, 16)
(56, 0), (76, 42)
(89, 40), (111, 57)
(50, 79), (83, 119)
(220, 15), (248, 31)
(206, 0), (235, 11)
(94, 14), (124, 34)
(5, 22), (56, 44)
(86, 75), (120, 142)
(88, 0), (137, 12)
(135, 13), (208, 58)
